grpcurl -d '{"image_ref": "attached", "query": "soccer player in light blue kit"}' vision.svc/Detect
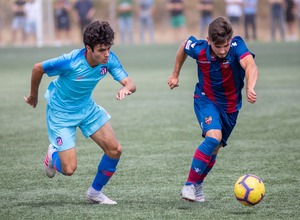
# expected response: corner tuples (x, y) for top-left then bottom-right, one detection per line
(168, 17), (258, 202)
(24, 21), (136, 205)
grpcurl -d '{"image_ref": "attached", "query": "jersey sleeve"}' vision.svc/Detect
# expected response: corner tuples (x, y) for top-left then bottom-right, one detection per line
(184, 36), (206, 60)
(232, 36), (255, 61)
(107, 52), (128, 81)
(42, 52), (73, 77)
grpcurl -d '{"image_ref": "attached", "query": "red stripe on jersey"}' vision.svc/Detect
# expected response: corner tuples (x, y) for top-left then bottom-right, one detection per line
(198, 49), (216, 102)
(240, 51), (251, 60)
(221, 63), (238, 113)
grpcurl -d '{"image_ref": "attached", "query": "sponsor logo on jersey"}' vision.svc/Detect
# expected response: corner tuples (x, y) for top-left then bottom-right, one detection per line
(185, 40), (192, 50)
(231, 42), (237, 47)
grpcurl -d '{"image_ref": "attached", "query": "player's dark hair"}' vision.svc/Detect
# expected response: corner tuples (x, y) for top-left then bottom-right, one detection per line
(208, 17), (233, 44)
(83, 21), (115, 51)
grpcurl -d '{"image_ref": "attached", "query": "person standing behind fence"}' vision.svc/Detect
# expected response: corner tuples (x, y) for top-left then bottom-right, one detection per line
(285, 0), (297, 41)
(54, 0), (71, 46)
(297, 0), (300, 39)
(166, 0), (186, 43)
(269, 0), (285, 41)
(138, 0), (155, 44)
(243, 0), (257, 41)
(24, 0), (38, 46)
(11, 0), (27, 44)
(74, 0), (95, 35)
(117, 0), (134, 45)
(225, 0), (243, 36)
(197, 0), (214, 39)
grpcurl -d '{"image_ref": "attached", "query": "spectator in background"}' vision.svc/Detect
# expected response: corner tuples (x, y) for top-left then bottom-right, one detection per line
(11, 0), (27, 44)
(225, 0), (243, 36)
(74, 0), (95, 35)
(285, 0), (297, 41)
(24, 0), (38, 46)
(297, 0), (300, 39)
(54, 0), (71, 46)
(138, 0), (155, 44)
(117, 0), (134, 45)
(197, 0), (214, 39)
(166, 0), (186, 43)
(269, 0), (285, 41)
(243, 0), (257, 41)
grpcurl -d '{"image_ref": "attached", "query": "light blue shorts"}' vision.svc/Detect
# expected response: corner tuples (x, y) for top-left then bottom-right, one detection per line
(46, 102), (111, 151)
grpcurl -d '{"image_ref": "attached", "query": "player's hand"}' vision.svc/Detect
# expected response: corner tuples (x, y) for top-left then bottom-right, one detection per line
(246, 88), (257, 104)
(24, 95), (38, 108)
(116, 88), (132, 100)
(167, 75), (179, 90)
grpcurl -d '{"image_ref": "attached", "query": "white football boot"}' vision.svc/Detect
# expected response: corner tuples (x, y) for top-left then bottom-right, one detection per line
(44, 144), (57, 178)
(181, 184), (196, 202)
(195, 183), (206, 202)
(86, 190), (117, 205)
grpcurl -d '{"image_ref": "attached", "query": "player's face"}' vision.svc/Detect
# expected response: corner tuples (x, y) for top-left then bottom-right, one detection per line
(207, 38), (231, 59)
(87, 44), (111, 66)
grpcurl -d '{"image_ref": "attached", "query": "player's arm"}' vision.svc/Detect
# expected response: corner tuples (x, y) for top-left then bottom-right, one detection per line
(116, 76), (136, 100)
(168, 40), (188, 90)
(240, 54), (258, 104)
(24, 62), (45, 108)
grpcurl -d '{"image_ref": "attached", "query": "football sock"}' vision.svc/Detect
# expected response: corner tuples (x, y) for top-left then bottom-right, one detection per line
(91, 154), (119, 192)
(186, 137), (219, 185)
(52, 151), (63, 173)
(197, 154), (217, 184)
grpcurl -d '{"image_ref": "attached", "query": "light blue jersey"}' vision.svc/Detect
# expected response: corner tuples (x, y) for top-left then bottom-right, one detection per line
(43, 48), (128, 112)
(43, 48), (128, 150)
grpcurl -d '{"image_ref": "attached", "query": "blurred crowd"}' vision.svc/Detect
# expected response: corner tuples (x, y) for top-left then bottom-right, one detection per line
(0, 0), (300, 47)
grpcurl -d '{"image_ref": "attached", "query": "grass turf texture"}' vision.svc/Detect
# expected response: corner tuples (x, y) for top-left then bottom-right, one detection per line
(0, 42), (299, 220)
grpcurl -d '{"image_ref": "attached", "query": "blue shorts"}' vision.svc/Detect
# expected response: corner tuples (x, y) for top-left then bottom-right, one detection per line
(194, 95), (239, 147)
(46, 102), (111, 151)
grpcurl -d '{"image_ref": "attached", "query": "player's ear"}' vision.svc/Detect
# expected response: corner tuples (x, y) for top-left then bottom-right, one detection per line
(207, 37), (211, 45)
(86, 45), (92, 52)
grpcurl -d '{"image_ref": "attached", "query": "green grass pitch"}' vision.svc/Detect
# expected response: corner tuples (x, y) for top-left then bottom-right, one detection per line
(0, 42), (299, 220)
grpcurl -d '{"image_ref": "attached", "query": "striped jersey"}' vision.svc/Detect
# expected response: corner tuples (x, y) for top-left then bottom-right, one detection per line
(184, 36), (254, 113)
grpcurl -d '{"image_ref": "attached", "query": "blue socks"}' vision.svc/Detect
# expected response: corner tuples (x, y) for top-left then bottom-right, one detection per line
(52, 151), (62, 173)
(91, 154), (119, 191)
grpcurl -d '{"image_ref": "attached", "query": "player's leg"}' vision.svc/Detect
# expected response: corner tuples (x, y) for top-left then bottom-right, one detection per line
(80, 103), (119, 204)
(44, 105), (78, 177)
(193, 110), (239, 201)
(86, 122), (120, 205)
(181, 97), (221, 202)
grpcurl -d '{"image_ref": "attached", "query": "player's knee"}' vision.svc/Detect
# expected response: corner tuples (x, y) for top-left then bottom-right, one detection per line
(213, 144), (222, 154)
(62, 164), (77, 176)
(106, 144), (122, 159)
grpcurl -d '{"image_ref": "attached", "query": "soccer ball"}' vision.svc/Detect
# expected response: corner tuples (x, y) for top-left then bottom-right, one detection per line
(234, 174), (265, 206)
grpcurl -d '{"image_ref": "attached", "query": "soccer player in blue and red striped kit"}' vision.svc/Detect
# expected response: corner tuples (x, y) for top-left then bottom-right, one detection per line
(168, 16), (258, 202)
(24, 21), (136, 205)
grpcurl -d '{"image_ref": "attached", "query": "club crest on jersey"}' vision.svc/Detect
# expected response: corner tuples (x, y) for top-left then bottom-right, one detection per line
(100, 66), (108, 75)
(204, 116), (212, 125)
(221, 60), (230, 68)
(56, 137), (63, 146)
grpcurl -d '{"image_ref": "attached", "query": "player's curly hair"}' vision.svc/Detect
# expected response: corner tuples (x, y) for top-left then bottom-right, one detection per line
(83, 21), (115, 51)
(208, 17), (233, 44)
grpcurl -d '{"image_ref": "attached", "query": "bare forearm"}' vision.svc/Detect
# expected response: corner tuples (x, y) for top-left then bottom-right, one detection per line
(30, 63), (45, 97)
(172, 41), (188, 77)
(245, 63), (258, 91)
